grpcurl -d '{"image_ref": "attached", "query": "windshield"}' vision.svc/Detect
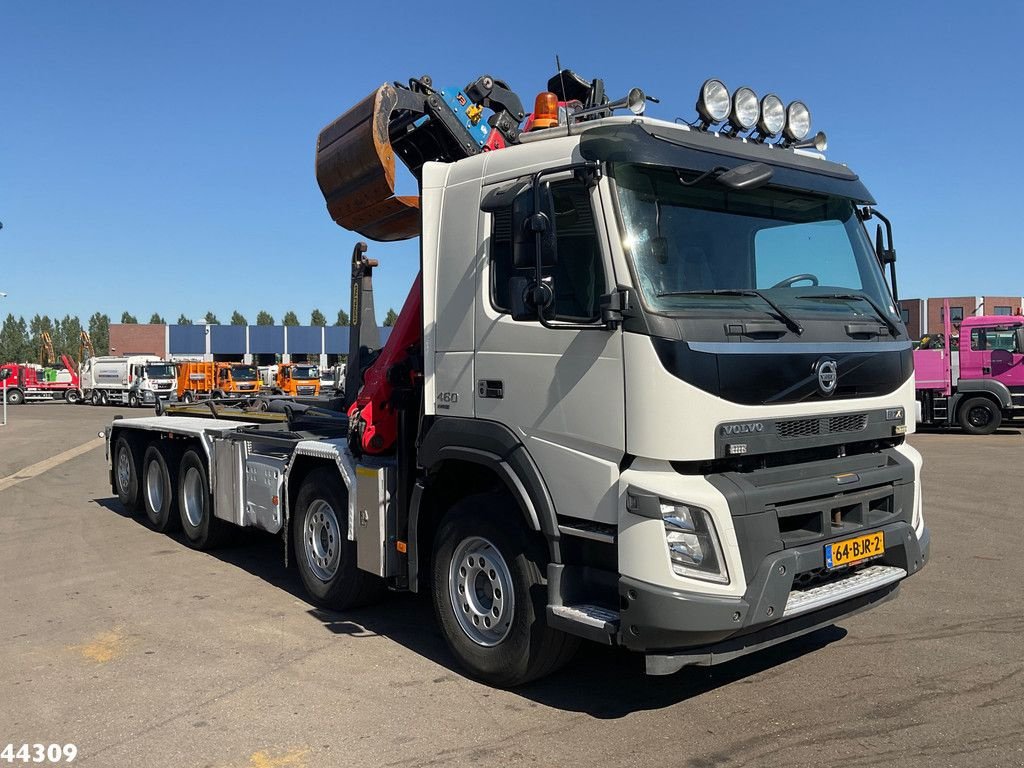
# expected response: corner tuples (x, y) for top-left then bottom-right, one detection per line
(612, 163), (896, 318)
(292, 365), (319, 379)
(232, 365), (257, 381)
(145, 364), (175, 379)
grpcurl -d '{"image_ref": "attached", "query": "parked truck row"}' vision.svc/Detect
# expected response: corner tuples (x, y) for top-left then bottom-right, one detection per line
(104, 69), (930, 686)
(1, 354), (347, 407)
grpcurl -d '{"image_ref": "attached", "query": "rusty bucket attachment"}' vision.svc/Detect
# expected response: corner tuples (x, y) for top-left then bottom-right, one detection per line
(315, 84), (421, 242)
(315, 76), (526, 242)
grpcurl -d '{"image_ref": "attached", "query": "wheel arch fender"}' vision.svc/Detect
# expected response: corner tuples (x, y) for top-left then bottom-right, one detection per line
(410, 418), (560, 592)
(954, 379), (1012, 409)
(283, 444), (357, 565)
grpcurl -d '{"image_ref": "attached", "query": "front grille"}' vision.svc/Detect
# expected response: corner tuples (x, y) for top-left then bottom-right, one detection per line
(828, 413), (868, 434)
(778, 418), (821, 439)
(297, 386), (315, 395)
(777, 412), (867, 440)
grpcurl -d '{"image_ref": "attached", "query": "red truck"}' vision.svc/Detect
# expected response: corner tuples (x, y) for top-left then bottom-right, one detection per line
(915, 303), (1024, 434)
(0, 355), (82, 404)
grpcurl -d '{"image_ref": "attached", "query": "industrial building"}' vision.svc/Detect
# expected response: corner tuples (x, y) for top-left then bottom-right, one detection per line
(108, 323), (392, 366)
(898, 296), (1023, 339)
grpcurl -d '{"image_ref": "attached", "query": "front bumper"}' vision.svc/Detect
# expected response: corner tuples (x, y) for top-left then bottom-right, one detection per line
(142, 390), (177, 403)
(619, 522), (929, 672)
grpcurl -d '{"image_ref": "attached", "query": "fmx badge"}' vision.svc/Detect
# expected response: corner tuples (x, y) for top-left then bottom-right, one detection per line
(816, 357), (838, 396)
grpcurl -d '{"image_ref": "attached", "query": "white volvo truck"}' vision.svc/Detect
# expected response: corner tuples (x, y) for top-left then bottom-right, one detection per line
(103, 72), (929, 686)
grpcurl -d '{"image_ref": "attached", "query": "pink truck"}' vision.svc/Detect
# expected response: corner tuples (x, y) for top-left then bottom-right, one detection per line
(915, 305), (1024, 434)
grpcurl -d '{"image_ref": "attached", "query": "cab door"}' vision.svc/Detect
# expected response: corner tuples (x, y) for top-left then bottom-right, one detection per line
(474, 175), (625, 525)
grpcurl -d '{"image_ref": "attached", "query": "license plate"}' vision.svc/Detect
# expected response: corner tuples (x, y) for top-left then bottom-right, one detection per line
(825, 531), (885, 569)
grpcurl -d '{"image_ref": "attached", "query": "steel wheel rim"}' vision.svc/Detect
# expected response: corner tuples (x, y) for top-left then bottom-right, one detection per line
(145, 460), (164, 514)
(968, 406), (991, 427)
(449, 536), (515, 647)
(182, 466), (205, 527)
(304, 499), (341, 582)
(116, 447), (131, 493)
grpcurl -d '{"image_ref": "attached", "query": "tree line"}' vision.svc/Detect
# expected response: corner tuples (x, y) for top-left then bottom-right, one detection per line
(1, 307), (399, 365)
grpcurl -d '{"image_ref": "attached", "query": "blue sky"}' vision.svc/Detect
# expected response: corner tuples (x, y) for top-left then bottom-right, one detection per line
(2, 1), (1021, 323)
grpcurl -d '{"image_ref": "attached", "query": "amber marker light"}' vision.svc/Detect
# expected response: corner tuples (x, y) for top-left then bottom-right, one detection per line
(531, 91), (559, 130)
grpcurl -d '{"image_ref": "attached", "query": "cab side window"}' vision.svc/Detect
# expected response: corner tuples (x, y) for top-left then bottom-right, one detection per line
(971, 327), (1019, 352)
(490, 179), (606, 322)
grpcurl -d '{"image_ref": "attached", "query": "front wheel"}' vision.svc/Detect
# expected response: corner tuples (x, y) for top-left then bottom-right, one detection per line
(5, 388), (25, 405)
(292, 466), (384, 609)
(958, 396), (1002, 435)
(431, 494), (578, 687)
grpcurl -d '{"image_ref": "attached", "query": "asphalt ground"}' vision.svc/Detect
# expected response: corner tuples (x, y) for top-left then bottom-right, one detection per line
(0, 402), (1021, 768)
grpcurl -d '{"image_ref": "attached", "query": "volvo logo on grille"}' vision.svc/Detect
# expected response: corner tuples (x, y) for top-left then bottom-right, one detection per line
(816, 358), (838, 396)
(721, 422), (764, 435)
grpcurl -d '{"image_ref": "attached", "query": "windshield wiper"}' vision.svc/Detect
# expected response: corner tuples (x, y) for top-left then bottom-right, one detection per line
(657, 289), (803, 335)
(796, 292), (900, 336)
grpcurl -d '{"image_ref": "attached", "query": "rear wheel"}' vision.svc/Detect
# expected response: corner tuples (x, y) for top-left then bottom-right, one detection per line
(142, 445), (179, 532)
(958, 396), (1001, 435)
(128, 392), (139, 408)
(64, 388), (81, 404)
(178, 449), (227, 549)
(6, 388), (24, 405)
(292, 467), (384, 609)
(431, 493), (578, 687)
(99, 391), (109, 406)
(90, 390), (100, 406)
(182, 390), (194, 404)
(114, 436), (142, 513)
(210, 389), (224, 400)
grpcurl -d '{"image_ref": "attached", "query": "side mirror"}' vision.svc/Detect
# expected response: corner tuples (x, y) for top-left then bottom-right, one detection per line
(508, 276), (555, 322)
(512, 182), (557, 269)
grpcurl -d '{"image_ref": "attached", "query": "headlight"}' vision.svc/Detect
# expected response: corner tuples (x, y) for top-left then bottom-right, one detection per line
(730, 86), (759, 131)
(696, 78), (730, 124)
(784, 101), (811, 141)
(758, 93), (785, 136)
(660, 501), (729, 584)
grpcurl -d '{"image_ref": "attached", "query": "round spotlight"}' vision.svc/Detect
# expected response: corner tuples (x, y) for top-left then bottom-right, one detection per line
(784, 101), (811, 141)
(730, 87), (759, 131)
(697, 79), (730, 124)
(758, 94), (785, 136)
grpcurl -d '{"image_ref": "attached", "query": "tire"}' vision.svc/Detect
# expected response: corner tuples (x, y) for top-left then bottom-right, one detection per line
(64, 389), (81, 404)
(113, 436), (142, 513)
(128, 392), (139, 408)
(431, 493), (579, 687)
(6, 388), (24, 405)
(182, 390), (194, 404)
(177, 449), (227, 549)
(292, 466), (384, 610)
(210, 389), (224, 400)
(99, 391), (109, 406)
(89, 390), (100, 406)
(141, 445), (180, 532)
(958, 396), (1001, 435)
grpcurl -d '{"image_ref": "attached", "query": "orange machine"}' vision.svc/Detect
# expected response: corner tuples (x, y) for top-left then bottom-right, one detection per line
(176, 362), (260, 402)
(273, 363), (321, 397)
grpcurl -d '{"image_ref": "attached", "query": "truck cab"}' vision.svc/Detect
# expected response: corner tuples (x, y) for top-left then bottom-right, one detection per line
(220, 364), (260, 396)
(129, 359), (178, 406)
(274, 363), (321, 397)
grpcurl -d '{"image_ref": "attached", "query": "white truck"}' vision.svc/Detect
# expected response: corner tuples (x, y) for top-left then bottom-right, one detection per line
(103, 71), (929, 686)
(82, 355), (177, 407)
